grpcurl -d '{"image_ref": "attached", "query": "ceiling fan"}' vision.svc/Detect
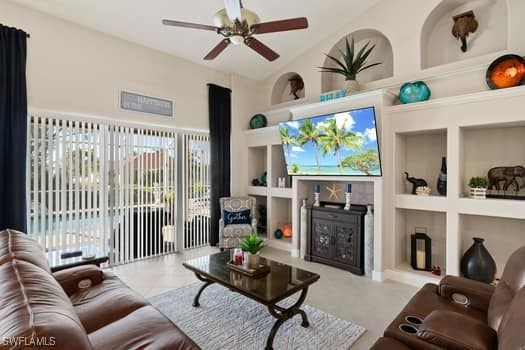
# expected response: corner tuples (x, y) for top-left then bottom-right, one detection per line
(162, 0), (308, 61)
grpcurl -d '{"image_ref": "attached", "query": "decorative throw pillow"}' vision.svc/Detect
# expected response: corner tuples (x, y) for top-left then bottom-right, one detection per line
(224, 209), (251, 225)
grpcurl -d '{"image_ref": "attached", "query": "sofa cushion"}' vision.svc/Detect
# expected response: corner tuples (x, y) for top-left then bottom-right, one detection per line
(0, 260), (92, 350)
(222, 224), (253, 237)
(69, 270), (148, 333)
(0, 228), (51, 272)
(417, 310), (496, 350)
(88, 305), (199, 350)
(487, 246), (525, 331)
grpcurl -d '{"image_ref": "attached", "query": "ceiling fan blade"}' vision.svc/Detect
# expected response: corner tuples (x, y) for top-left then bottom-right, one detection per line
(244, 37), (279, 61)
(162, 19), (218, 32)
(224, 0), (242, 22)
(251, 17), (308, 34)
(204, 39), (231, 60)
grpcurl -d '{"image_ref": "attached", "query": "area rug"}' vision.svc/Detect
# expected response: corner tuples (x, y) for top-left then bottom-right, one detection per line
(149, 283), (366, 350)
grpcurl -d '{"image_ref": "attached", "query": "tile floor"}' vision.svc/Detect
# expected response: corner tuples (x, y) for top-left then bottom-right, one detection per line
(111, 246), (418, 349)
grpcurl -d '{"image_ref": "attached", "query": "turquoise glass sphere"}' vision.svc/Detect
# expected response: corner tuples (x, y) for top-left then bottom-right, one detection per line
(274, 229), (283, 239)
(399, 81), (431, 104)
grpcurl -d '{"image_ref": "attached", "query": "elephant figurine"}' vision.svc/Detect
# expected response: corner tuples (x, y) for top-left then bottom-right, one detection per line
(405, 172), (428, 194)
(488, 166), (525, 191)
(452, 10), (478, 53)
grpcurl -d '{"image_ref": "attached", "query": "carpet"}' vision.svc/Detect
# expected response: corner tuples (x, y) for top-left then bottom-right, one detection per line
(149, 283), (366, 350)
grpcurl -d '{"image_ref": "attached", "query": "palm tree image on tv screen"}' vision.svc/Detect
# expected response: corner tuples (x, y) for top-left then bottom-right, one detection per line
(279, 107), (381, 176)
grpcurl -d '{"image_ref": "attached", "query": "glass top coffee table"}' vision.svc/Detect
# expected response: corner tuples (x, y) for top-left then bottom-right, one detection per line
(183, 250), (320, 350)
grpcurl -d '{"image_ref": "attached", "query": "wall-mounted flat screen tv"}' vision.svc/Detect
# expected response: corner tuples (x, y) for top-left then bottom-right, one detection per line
(279, 106), (382, 176)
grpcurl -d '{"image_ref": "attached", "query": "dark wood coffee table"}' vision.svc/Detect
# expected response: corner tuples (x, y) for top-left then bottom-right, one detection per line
(183, 250), (320, 350)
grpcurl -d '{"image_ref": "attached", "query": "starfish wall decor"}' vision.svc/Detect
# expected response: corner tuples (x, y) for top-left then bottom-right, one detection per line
(325, 183), (342, 201)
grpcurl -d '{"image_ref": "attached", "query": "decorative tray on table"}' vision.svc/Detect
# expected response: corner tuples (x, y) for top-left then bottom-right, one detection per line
(226, 261), (270, 277)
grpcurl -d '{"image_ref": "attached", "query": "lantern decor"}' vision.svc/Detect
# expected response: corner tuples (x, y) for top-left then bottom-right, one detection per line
(344, 183), (352, 210)
(411, 227), (432, 271)
(281, 224), (292, 238)
(313, 184), (320, 207)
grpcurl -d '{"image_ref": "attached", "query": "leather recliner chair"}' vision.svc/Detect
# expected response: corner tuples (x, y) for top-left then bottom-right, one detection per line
(372, 246), (525, 350)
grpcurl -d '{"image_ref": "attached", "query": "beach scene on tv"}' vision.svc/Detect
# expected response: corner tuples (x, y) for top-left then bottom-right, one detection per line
(279, 107), (382, 176)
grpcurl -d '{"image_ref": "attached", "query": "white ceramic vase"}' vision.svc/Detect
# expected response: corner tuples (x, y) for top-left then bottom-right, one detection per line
(345, 79), (360, 94)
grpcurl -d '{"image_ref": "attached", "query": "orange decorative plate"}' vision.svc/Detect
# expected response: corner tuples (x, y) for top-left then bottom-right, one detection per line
(486, 54), (525, 90)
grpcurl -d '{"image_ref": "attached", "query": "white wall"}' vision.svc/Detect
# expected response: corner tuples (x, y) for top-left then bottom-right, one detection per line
(0, 1), (234, 130)
(230, 74), (264, 196)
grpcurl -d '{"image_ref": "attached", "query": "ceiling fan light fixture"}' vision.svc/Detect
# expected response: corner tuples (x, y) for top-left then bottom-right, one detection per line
(229, 34), (244, 45)
(240, 8), (260, 27)
(213, 9), (233, 28)
(213, 7), (260, 28)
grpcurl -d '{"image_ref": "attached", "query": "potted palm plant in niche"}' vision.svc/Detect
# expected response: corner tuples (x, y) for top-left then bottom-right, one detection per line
(240, 233), (264, 269)
(469, 176), (489, 199)
(318, 37), (382, 93)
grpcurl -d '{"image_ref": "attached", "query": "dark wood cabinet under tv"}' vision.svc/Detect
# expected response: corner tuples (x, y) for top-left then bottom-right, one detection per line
(305, 204), (367, 275)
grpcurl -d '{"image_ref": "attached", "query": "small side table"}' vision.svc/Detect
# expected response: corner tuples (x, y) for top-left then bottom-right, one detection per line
(47, 246), (109, 272)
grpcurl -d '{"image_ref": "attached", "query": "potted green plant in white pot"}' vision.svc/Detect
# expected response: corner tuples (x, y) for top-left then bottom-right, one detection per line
(240, 233), (264, 269)
(318, 37), (382, 93)
(469, 176), (489, 199)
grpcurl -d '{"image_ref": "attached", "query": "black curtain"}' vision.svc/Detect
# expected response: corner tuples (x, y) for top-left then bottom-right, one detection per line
(208, 84), (231, 246)
(0, 24), (28, 232)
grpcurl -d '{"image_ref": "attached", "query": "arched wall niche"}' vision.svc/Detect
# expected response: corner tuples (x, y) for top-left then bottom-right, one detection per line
(320, 29), (393, 94)
(270, 72), (306, 105)
(421, 0), (508, 69)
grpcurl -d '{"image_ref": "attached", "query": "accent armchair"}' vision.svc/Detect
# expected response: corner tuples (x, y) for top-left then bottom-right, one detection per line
(219, 196), (257, 249)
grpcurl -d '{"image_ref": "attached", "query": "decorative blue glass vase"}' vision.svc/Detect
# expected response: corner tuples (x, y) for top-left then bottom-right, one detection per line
(399, 81), (431, 104)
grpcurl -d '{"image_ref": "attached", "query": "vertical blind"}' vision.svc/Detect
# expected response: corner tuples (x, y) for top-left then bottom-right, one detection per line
(182, 133), (210, 249)
(28, 113), (181, 265)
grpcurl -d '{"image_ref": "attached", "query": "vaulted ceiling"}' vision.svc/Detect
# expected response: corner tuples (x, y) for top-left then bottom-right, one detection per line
(10, 0), (379, 80)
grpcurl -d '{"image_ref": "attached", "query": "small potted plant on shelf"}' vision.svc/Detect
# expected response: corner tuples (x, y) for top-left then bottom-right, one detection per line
(240, 233), (265, 269)
(318, 37), (382, 93)
(469, 176), (489, 199)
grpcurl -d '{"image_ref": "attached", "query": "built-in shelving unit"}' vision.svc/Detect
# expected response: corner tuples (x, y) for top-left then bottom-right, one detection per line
(244, 83), (525, 287)
(245, 126), (293, 251)
(245, 90), (388, 281)
(383, 85), (525, 286)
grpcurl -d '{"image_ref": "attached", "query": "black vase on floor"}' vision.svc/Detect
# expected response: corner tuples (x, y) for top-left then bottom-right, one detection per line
(437, 157), (447, 196)
(460, 237), (496, 283)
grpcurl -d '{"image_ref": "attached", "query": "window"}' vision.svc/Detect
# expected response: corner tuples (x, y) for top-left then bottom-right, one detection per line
(28, 113), (209, 265)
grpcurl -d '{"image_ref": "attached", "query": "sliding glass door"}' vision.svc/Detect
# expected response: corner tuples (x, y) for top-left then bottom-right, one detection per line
(27, 112), (207, 265)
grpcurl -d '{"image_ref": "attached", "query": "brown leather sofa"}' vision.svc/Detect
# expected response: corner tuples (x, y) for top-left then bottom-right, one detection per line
(372, 246), (525, 350)
(0, 229), (200, 350)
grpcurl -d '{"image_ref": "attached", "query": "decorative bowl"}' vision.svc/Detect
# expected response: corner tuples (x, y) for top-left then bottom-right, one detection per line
(249, 114), (267, 129)
(486, 54), (525, 90)
(399, 81), (431, 104)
